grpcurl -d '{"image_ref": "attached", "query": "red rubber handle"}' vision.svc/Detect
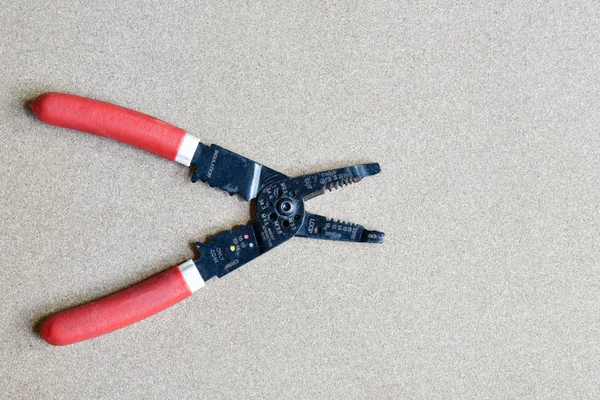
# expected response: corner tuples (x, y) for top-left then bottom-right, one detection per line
(30, 92), (187, 161)
(40, 266), (192, 345)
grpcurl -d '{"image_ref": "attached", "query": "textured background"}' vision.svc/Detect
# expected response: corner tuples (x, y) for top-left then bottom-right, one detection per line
(1, 1), (600, 399)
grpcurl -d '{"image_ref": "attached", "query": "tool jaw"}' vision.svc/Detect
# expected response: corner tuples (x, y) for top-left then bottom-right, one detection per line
(289, 163), (381, 201)
(295, 212), (385, 243)
(253, 162), (386, 248)
(288, 163), (385, 244)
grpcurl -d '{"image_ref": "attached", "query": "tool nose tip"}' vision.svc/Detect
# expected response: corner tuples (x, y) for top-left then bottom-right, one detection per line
(361, 230), (385, 243)
(365, 163), (381, 175)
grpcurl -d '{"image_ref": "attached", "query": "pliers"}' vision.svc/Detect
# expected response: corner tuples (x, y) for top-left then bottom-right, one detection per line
(31, 92), (384, 346)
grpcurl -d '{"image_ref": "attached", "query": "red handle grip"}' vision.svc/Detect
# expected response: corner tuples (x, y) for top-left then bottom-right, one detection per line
(40, 266), (193, 345)
(31, 92), (188, 161)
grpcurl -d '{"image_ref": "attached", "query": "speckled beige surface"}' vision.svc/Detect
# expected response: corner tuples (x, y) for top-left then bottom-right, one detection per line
(2, 1), (600, 399)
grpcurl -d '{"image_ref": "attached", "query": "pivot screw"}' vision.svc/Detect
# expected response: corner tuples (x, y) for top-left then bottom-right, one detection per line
(276, 198), (296, 216)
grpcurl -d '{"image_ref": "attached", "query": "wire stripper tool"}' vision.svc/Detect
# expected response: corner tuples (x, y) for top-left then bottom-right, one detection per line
(30, 92), (384, 345)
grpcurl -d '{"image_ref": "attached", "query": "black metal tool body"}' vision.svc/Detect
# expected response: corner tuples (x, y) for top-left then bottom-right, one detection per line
(190, 144), (383, 281)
